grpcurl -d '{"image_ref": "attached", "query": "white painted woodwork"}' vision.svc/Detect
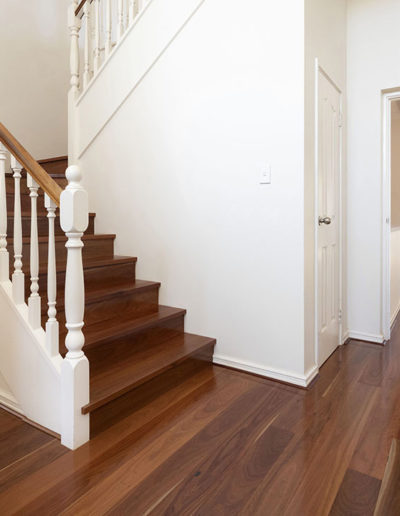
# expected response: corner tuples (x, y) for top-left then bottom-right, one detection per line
(11, 157), (24, 304)
(27, 175), (41, 329)
(93, 0), (101, 73)
(0, 144), (8, 282)
(83, 1), (92, 88)
(129, 0), (135, 24)
(105, 0), (112, 57)
(45, 194), (59, 357)
(317, 69), (341, 367)
(117, 0), (124, 40)
(69, 1), (81, 98)
(60, 165), (89, 449)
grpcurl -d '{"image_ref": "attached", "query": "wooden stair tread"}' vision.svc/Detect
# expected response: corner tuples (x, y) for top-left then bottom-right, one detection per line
(38, 255), (137, 275)
(66, 305), (186, 348)
(9, 233), (115, 244)
(7, 211), (96, 217)
(83, 331), (216, 413)
(45, 280), (159, 313)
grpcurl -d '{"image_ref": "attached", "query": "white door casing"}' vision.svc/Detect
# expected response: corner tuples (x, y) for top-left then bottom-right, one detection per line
(316, 66), (342, 367)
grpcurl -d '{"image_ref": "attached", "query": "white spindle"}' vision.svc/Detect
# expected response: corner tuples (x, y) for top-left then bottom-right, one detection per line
(105, 0), (112, 57)
(69, 1), (81, 97)
(117, 0), (124, 40)
(83, 1), (92, 88)
(27, 175), (41, 329)
(45, 194), (58, 356)
(128, 0), (135, 24)
(124, 0), (129, 30)
(11, 157), (24, 303)
(0, 144), (8, 282)
(60, 165), (89, 450)
(93, 0), (101, 73)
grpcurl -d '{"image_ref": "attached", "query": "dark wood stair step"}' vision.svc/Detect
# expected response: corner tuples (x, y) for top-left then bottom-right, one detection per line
(7, 212), (95, 237)
(60, 305), (186, 353)
(11, 233), (115, 268)
(82, 330), (216, 413)
(45, 280), (160, 328)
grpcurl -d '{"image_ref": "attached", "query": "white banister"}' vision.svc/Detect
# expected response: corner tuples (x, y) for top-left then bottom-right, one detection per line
(60, 165), (89, 450)
(45, 194), (59, 357)
(11, 157), (24, 304)
(93, 0), (101, 73)
(105, 0), (112, 57)
(83, 1), (92, 88)
(117, 0), (124, 40)
(69, 1), (81, 98)
(129, 0), (135, 24)
(0, 144), (8, 282)
(27, 175), (41, 329)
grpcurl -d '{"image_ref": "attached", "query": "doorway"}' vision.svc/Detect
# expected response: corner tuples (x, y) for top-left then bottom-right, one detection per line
(382, 92), (400, 341)
(316, 65), (343, 367)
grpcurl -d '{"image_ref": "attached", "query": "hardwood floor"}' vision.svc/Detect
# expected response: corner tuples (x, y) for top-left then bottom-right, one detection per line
(2, 320), (400, 514)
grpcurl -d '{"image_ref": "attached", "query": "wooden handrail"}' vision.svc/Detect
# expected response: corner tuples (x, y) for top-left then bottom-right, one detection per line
(75, 0), (93, 17)
(0, 123), (63, 206)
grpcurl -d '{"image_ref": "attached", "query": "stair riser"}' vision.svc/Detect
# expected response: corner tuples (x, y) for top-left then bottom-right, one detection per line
(11, 237), (114, 272)
(7, 215), (95, 238)
(47, 286), (159, 327)
(6, 193), (48, 213)
(77, 313), (186, 354)
(23, 261), (137, 299)
(5, 176), (68, 194)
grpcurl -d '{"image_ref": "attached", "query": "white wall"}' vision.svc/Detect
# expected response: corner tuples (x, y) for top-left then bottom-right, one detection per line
(0, 0), (70, 159)
(77, 0), (310, 383)
(304, 0), (347, 369)
(347, 0), (400, 342)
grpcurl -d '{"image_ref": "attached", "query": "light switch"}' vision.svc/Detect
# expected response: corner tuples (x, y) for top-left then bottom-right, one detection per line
(260, 164), (271, 185)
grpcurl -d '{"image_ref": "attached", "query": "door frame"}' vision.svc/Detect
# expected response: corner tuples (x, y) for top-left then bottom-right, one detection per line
(382, 90), (400, 341)
(314, 59), (344, 366)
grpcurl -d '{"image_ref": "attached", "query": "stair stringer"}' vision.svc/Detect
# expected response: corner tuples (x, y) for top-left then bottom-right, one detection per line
(0, 280), (62, 435)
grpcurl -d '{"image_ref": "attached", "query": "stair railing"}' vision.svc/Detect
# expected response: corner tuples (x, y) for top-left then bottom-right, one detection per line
(69, 0), (149, 98)
(0, 122), (90, 449)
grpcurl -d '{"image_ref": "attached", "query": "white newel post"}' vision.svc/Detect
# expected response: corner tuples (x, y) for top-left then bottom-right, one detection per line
(27, 175), (41, 328)
(11, 157), (24, 303)
(60, 165), (89, 450)
(0, 144), (8, 282)
(45, 194), (59, 356)
(68, 1), (81, 163)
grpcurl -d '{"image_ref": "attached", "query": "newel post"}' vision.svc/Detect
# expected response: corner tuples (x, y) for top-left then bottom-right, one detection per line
(60, 165), (89, 450)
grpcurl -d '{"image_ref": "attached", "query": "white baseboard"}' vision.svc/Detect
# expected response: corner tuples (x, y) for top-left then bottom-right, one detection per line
(342, 330), (350, 343)
(346, 331), (385, 344)
(0, 387), (23, 415)
(213, 354), (319, 388)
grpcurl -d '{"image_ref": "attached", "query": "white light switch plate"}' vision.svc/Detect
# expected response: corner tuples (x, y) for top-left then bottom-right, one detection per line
(260, 164), (271, 184)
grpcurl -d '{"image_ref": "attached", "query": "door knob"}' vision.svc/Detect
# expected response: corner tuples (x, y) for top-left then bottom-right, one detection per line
(318, 216), (332, 226)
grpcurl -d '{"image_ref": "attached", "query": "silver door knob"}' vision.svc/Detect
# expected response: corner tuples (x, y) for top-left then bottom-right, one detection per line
(318, 216), (332, 226)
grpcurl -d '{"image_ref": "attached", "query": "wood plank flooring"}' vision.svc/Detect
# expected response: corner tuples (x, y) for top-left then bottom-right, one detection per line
(2, 319), (400, 514)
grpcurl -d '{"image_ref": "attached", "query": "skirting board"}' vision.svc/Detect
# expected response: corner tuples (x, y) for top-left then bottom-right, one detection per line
(0, 387), (23, 415)
(391, 301), (400, 328)
(213, 354), (319, 388)
(346, 331), (385, 344)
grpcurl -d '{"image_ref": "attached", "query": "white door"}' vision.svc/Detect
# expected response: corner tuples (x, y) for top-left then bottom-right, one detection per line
(317, 69), (341, 367)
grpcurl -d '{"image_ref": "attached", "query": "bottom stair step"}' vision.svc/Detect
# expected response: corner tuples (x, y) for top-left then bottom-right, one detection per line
(82, 330), (216, 414)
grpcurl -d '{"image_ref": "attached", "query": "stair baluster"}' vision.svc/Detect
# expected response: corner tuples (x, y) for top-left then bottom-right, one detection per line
(93, 0), (101, 73)
(117, 0), (124, 40)
(45, 194), (59, 356)
(11, 157), (24, 304)
(83, 1), (91, 88)
(27, 175), (41, 329)
(129, 0), (135, 24)
(0, 144), (8, 281)
(60, 165), (89, 449)
(69, 1), (81, 98)
(105, 0), (112, 57)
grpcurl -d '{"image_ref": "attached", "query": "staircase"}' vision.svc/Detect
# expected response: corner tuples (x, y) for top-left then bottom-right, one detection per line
(4, 155), (215, 437)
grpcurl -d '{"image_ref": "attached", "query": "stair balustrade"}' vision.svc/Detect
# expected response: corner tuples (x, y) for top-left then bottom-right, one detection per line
(70, 0), (149, 98)
(0, 122), (89, 449)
